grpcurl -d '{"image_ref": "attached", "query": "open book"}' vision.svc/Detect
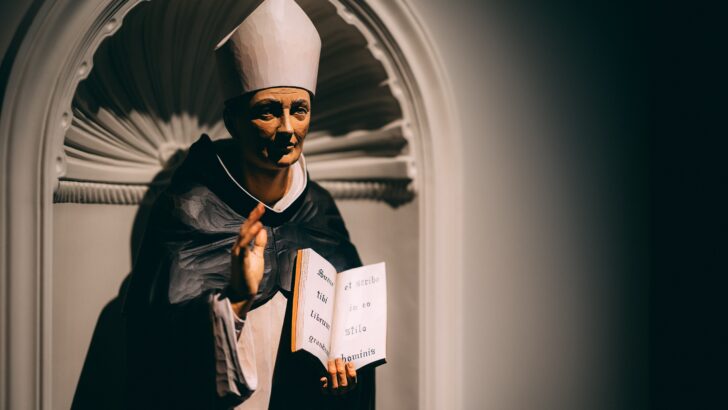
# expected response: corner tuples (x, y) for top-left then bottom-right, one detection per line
(291, 248), (387, 370)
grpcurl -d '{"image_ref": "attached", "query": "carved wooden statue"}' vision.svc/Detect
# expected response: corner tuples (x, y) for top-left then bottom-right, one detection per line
(124, 1), (375, 408)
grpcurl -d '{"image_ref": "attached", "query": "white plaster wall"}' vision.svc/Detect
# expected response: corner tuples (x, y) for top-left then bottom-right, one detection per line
(338, 200), (419, 410)
(52, 204), (136, 410)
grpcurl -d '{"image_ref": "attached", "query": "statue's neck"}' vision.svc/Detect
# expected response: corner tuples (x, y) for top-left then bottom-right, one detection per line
(238, 160), (292, 207)
(216, 139), (292, 207)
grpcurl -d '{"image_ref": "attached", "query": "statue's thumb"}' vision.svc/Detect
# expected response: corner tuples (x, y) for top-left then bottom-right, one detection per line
(252, 228), (268, 255)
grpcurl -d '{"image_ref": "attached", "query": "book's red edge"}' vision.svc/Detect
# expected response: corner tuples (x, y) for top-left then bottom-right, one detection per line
(291, 249), (304, 352)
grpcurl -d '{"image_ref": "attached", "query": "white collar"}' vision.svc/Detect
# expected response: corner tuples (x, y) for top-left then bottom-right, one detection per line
(215, 153), (308, 214)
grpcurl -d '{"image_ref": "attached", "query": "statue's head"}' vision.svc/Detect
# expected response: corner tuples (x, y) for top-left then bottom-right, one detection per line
(223, 87), (311, 169)
(215, 0), (320, 170)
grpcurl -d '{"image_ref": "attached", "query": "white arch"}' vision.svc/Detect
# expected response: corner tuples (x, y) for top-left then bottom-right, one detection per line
(0, 0), (463, 408)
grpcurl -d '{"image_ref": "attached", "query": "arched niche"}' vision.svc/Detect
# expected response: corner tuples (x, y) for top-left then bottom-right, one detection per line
(56, 0), (416, 207)
(0, 1), (463, 409)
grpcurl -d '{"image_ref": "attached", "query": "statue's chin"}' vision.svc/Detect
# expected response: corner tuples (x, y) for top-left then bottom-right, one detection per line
(265, 148), (301, 169)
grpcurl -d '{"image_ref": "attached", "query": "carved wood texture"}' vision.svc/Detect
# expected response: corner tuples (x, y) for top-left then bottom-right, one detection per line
(59, 0), (415, 207)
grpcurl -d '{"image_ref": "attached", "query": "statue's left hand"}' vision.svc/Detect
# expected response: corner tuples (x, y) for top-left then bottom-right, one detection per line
(320, 358), (357, 395)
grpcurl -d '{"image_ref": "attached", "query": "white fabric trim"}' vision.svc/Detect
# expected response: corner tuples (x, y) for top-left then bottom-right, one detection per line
(216, 153), (308, 214)
(211, 295), (257, 399)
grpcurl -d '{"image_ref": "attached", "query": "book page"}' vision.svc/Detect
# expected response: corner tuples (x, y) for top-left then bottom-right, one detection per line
(330, 262), (387, 370)
(291, 249), (337, 367)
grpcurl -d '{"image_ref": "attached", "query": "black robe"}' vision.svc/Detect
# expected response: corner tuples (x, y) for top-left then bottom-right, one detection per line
(123, 135), (375, 409)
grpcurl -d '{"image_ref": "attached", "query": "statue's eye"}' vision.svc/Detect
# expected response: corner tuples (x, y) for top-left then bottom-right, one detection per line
(291, 101), (309, 116)
(252, 102), (281, 120)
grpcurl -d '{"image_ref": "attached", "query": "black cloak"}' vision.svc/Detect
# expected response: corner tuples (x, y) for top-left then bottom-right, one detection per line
(123, 135), (375, 409)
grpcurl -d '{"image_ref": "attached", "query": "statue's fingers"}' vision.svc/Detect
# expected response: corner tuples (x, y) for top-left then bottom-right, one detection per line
(238, 221), (262, 249)
(346, 362), (356, 381)
(238, 219), (249, 237)
(238, 203), (264, 238)
(247, 203), (265, 224)
(335, 358), (347, 387)
(320, 376), (332, 396)
(251, 228), (267, 257)
(233, 232), (254, 263)
(233, 220), (249, 255)
(327, 360), (338, 390)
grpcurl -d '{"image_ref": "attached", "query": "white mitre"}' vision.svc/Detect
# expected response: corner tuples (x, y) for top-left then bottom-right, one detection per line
(215, 0), (322, 101)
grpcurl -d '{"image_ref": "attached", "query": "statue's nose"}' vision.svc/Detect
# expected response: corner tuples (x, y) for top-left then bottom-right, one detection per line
(279, 111), (294, 135)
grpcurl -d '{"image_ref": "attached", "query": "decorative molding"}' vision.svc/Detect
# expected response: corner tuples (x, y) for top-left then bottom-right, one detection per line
(51, 0), (148, 190)
(355, 1), (465, 408)
(321, 180), (414, 206)
(53, 181), (152, 205)
(54, 179), (414, 207)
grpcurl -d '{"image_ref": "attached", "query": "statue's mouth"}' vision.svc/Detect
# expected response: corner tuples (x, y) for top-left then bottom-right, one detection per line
(265, 133), (299, 162)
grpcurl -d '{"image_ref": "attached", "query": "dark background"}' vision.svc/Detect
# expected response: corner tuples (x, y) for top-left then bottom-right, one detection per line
(649, 2), (727, 408)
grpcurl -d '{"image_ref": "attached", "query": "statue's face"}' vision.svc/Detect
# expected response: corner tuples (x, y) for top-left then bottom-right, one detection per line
(229, 87), (311, 170)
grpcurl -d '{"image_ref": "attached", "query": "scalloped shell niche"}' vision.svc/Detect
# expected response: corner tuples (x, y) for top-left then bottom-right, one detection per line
(58, 0), (417, 207)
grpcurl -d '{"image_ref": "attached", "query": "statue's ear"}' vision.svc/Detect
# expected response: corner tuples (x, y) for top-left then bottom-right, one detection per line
(222, 93), (254, 139)
(222, 104), (239, 138)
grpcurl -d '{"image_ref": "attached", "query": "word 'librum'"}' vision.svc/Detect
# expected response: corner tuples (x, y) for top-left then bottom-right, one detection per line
(317, 268), (334, 287)
(310, 309), (331, 330)
(340, 348), (377, 363)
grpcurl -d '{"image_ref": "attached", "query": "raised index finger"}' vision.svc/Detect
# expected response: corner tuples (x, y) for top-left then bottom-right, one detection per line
(247, 203), (265, 224)
(238, 203), (265, 236)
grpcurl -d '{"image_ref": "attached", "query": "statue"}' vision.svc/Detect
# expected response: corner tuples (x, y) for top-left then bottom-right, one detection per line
(123, 0), (375, 408)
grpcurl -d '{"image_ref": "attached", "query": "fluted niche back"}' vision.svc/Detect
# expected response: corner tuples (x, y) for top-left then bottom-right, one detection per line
(59, 0), (414, 206)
